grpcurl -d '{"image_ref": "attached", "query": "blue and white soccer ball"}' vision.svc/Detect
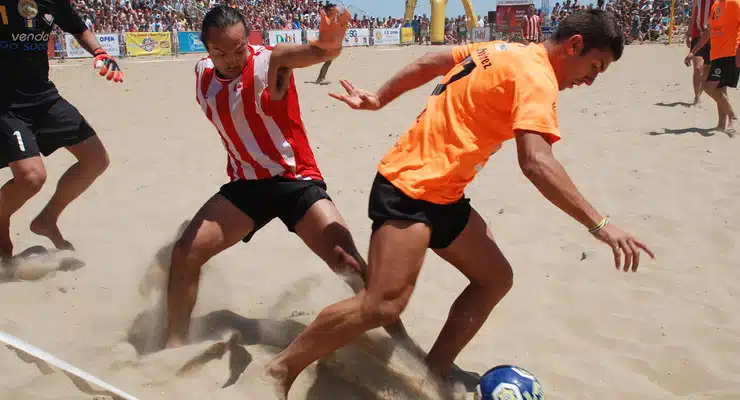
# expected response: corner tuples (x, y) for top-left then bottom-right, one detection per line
(474, 365), (544, 400)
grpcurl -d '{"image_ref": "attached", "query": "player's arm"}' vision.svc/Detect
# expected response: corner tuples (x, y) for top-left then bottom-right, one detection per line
(268, 5), (348, 99)
(515, 131), (603, 229)
(373, 50), (460, 107)
(72, 30), (103, 56)
(687, 28), (710, 61)
(56, 0), (123, 82)
(329, 49), (462, 110)
(511, 73), (653, 269)
(515, 131), (654, 270)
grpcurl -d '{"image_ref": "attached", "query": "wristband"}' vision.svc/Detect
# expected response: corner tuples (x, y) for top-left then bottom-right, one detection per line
(589, 217), (608, 234)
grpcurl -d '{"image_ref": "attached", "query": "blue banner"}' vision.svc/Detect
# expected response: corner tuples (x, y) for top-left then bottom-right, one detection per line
(178, 31), (206, 53)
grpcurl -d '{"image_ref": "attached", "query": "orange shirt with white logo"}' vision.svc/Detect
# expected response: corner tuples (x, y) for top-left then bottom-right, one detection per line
(709, 0), (740, 60)
(377, 42), (561, 204)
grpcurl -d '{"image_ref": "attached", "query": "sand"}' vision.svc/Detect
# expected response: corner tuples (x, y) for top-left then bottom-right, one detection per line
(0, 43), (739, 400)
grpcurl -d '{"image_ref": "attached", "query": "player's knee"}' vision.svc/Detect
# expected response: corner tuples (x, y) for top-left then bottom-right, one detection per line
(478, 261), (514, 296)
(171, 236), (208, 272)
(84, 148), (110, 176)
(361, 290), (411, 327)
(13, 166), (47, 194)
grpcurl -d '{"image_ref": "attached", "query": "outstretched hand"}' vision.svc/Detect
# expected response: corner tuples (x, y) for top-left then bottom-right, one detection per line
(329, 79), (381, 110)
(309, 5), (351, 51)
(93, 48), (123, 83)
(591, 223), (655, 272)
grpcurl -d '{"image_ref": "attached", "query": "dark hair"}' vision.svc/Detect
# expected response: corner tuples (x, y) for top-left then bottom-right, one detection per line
(550, 9), (624, 61)
(200, 5), (250, 49)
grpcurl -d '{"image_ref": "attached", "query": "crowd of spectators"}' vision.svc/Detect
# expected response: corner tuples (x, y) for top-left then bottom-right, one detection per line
(549, 0), (690, 43)
(65, 0), (414, 35)
(61, 0), (691, 45)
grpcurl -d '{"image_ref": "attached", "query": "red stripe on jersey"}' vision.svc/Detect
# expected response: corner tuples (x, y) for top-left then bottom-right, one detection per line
(269, 75), (323, 180)
(215, 83), (271, 179)
(200, 68), (244, 181)
(240, 62), (296, 179)
(691, 0), (715, 37)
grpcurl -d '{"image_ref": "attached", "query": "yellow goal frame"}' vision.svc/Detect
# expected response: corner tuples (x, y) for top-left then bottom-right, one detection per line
(404, 0), (478, 44)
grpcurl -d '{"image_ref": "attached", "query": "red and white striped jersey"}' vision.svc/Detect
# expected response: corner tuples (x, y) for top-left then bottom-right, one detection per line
(691, 0), (715, 38)
(195, 45), (322, 182)
(522, 15), (541, 42)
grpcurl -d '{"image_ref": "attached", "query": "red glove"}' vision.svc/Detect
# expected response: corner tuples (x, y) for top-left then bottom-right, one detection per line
(93, 48), (123, 83)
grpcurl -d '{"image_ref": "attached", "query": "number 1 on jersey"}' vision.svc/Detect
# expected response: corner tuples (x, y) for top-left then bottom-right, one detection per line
(0, 6), (8, 25)
(13, 131), (26, 152)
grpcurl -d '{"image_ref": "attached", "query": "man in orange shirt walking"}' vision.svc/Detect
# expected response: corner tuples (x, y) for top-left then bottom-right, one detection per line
(686, 0), (740, 134)
(266, 10), (655, 397)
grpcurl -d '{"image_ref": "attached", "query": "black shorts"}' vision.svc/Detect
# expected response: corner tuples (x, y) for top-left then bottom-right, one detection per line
(219, 176), (332, 243)
(0, 97), (96, 168)
(368, 173), (471, 250)
(708, 56), (740, 88)
(690, 37), (711, 64)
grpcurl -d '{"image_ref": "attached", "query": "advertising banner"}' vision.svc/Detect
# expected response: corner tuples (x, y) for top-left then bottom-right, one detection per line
(373, 28), (400, 45)
(65, 33), (120, 58)
(125, 32), (171, 56)
(305, 29), (319, 44)
(178, 31), (205, 53)
(343, 28), (370, 47)
(401, 27), (414, 44)
(248, 31), (264, 45)
(471, 27), (490, 43)
(268, 29), (302, 45)
(495, 2), (532, 33)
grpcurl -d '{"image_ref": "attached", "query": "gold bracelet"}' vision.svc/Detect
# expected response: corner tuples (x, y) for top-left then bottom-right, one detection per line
(589, 218), (608, 234)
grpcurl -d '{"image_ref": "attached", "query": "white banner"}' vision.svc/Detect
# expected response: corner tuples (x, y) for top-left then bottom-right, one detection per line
(65, 33), (120, 58)
(268, 29), (302, 45)
(343, 28), (370, 47)
(305, 29), (319, 43)
(373, 28), (400, 45)
(472, 27), (490, 43)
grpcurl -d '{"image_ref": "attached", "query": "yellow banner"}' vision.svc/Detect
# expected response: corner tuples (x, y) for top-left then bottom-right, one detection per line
(401, 27), (414, 44)
(124, 32), (172, 56)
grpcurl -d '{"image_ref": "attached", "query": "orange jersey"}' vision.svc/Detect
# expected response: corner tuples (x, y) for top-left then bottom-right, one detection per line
(709, 0), (740, 60)
(377, 41), (561, 204)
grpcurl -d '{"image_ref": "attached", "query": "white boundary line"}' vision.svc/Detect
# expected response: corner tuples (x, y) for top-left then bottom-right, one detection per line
(0, 332), (140, 400)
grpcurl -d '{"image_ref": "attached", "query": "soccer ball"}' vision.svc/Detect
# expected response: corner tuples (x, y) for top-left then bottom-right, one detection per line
(474, 365), (544, 400)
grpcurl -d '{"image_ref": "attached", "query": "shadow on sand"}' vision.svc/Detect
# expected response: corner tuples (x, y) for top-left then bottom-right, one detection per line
(647, 127), (719, 137)
(653, 101), (695, 108)
(0, 245), (85, 283)
(125, 220), (480, 398)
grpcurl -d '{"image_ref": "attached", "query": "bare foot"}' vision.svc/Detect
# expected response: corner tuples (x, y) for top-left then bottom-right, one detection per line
(725, 118), (737, 137)
(30, 216), (74, 251)
(264, 359), (291, 400)
(0, 217), (13, 259)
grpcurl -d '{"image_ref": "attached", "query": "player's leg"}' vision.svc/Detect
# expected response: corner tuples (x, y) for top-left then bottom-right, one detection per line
(293, 197), (367, 292)
(0, 111), (48, 257)
(292, 195), (415, 342)
(705, 66), (727, 130)
(315, 61), (332, 85)
(28, 98), (109, 250)
(266, 219), (430, 397)
(426, 208), (513, 379)
(691, 54), (705, 104)
(165, 193), (255, 348)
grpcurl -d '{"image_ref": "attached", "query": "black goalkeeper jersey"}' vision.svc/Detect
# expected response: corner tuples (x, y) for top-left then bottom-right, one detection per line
(0, 0), (87, 108)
